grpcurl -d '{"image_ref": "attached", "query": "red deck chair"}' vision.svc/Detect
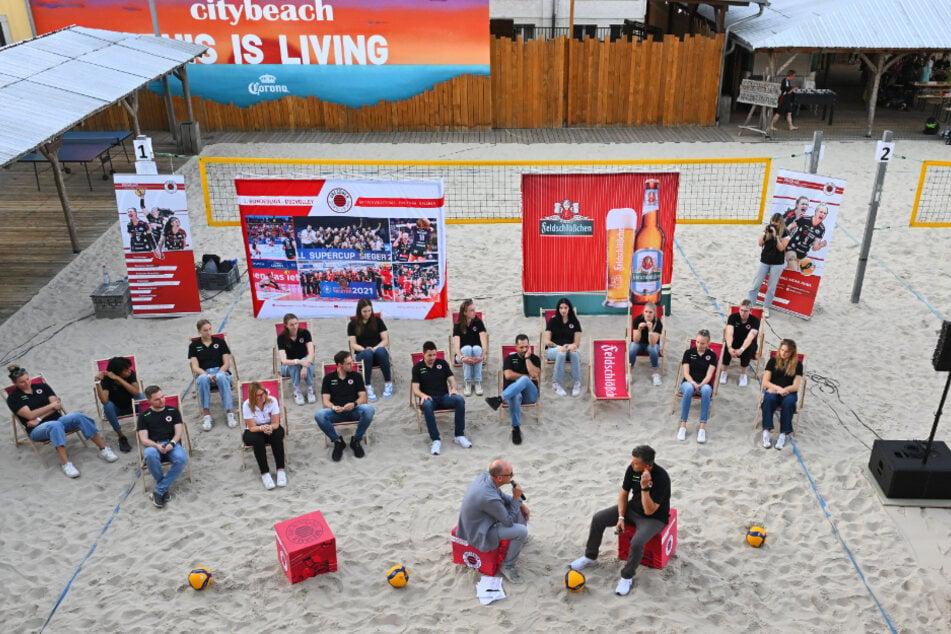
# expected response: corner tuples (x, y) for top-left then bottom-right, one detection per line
(135, 394), (193, 492)
(669, 338), (725, 418)
(589, 339), (632, 415)
(753, 349), (808, 430)
(6, 375), (89, 466)
(625, 304), (667, 375)
(496, 344), (541, 425)
(722, 305), (766, 380)
(238, 379), (289, 471)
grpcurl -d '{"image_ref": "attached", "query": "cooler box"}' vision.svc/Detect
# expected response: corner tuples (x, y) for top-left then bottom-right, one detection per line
(451, 526), (510, 576)
(618, 508), (678, 569)
(274, 510), (337, 583)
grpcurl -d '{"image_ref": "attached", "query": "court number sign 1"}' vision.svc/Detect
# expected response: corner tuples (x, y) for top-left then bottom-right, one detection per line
(875, 141), (895, 163)
(133, 136), (154, 161)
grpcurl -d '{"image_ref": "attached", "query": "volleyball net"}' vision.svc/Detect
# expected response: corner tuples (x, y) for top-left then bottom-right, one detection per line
(911, 161), (951, 227)
(199, 157), (772, 226)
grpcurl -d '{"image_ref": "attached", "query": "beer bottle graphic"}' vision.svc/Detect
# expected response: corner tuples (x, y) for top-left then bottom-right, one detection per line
(602, 208), (637, 308)
(630, 179), (664, 305)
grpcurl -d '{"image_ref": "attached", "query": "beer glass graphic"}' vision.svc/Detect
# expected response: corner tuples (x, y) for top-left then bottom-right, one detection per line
(603, 208), (637, 308)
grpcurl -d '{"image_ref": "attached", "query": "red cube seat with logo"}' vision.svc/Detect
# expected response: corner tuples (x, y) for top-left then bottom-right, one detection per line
(617, 508), (678, 569)
(274, 510), (337, 583)
(451, 526), (510, 576)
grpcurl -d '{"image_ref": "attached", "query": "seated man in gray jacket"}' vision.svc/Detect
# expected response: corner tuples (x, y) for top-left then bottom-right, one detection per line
(456, 459), (530, 584)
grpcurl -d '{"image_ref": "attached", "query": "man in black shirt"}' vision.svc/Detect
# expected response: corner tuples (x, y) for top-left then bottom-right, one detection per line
(315, 351), (375, 461)
(719, 300), (760, 388)
(485, 334), (540, 445)
(570, 445), (671, 597)
(137, 385), (188, 509)
(412, 341), (471, 456)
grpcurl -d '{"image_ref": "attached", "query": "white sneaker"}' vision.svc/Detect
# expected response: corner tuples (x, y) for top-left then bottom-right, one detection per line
(764, 308), (770, 318)
(776, 433), (786, 450)
(367, 386), (378, 402)
(202, 414), (213, 431)
(431, 439), (441, 455)
(262, 473), (276, 490)
(99, 446), (119, 463)
(677, 426), (687, 441)
(697, 428), (707, 444)
(615, 577), (633, 596)
(382, 383), (394, 398)
(454, 435), (472, 449)
(474, 382), (484, 396)
(276, 470), (287, 487)
(763, 430), (772, 449)
(572, 381), (582, 397)
(720, 372), (728, 385)
(306, 389), (317, 404)
(553, 383), (567, 396)
(227, 412), (238, 429)
(294, 391), (305, 406)
(739, 374), (749, 387)
(62, 462), (80, 478)
(652, 373), (662, 386)
(570, 555), (596, 570)
(463, 382), (472, 397)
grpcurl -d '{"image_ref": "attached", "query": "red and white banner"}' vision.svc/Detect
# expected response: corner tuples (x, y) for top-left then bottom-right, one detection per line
(114, 174), (201, 317)
(755, 169), (846, 319)
(591, 339), (629, 399)
(236, 178), (447, 319)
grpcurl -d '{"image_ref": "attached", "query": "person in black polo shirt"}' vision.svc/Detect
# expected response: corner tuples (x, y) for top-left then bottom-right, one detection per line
(126, 208), (156, 253)
(95, 356), (142, 453)
(137, 385), (188, 508)
(315, 350), (375, 462)
(452, 299), (488, 397)
(677, 329), (718, 444)
(277, 313), (316, 406)
(347, 298), (393, 401)
(543, 298), (583, 397)
(719, 299), (760, 388)
(485, 334), (540, 446)
(569, 445), (671, 597)
(412, 341), (471, 456)
(187, 319), (236, 431)
(760, 339), (804, 451)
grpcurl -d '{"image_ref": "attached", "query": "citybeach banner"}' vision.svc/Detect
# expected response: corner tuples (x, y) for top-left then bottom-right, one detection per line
(31, 1), (489, 109)
(521, 173), (679, 316)
(755, 169), (846, 319)
(236, 177), (447, 319)
(114, 174), (202, 317)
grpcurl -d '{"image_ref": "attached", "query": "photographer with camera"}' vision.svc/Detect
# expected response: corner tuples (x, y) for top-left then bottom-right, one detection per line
(747, 213), (789, 318)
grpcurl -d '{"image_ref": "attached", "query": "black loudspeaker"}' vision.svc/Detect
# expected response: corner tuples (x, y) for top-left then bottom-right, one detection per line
(934, 321), (951, 372)
(868, 440), (951, 499)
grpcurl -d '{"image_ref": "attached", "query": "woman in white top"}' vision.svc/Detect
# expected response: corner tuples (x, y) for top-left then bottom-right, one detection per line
(242, 381), (286, 490)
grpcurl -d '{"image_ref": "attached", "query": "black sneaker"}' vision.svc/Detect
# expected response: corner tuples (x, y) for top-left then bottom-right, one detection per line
(512, 426), (522, 445)
(162, 491), (170, 504)
(485, 396), (502, 411)
(151, 491), (165, 508)
(350, 437), (365, 459)
(332, 439), (346, 462)
(117, 435), (132, 453)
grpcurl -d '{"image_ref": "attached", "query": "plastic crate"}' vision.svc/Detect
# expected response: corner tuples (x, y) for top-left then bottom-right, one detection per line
(90, 281), (132, 319)
(196, 259), (239, 291)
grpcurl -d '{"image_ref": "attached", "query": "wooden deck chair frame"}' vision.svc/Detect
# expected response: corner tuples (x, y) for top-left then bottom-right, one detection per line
(319, 360), (370, 447)
(496, 344), (542, 425)
(92, 355), (145, 430)
(409, 350), (454, 433)
(135, 394), (193, 493)
(189, 332), (239, 416)
(751, 349), (808, 431)
(6, 375), (89, 467)
(272, 320), (312, 378)
(669, 338), (725, 418)
(588, 339), (632, 416)
(237, 379), (289, 471)
(347, 312), (393, 389)
(722, 305), (767, 380)
(449, 310), (488, 369)
(625, 303), (668, 376)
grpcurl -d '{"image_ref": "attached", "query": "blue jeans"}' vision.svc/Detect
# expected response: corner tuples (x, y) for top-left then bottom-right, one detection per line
(546, 347), (581, 384)
(762, 391), (797, 434)
(457, 345), (484, 382)
(355, 348), (391, 383)
(196, 368), (233, 410)
(502, 376), (538, 428)
(420, 393), (465, 440)
(493, 509), (529, 568)
(103, 396), (143, 432)
(280, 363), (314, 393)
(28, 413), (100, 447)
(143, 442), (189, 496)
(680, 381), (712, 423)
(748, 262), (785, 308)
(315, 405), (375, 442)
(629, 341), (660, 369)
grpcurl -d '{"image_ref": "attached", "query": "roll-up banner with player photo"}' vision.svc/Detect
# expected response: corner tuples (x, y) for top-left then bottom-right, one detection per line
(114, 174), (202, 317)
(521, 172), (679, 316)
(754, 169), (846, 319)
(236, 178), (447, 319)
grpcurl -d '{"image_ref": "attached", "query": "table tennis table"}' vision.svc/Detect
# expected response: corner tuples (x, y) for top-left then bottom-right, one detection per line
(17, 130), (133, 191)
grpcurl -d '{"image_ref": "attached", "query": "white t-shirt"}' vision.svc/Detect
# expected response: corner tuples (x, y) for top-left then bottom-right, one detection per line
(242, 397), (279, 427)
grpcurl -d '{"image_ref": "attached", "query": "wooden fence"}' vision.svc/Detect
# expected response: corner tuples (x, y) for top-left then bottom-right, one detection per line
(85, 34), (722, 131)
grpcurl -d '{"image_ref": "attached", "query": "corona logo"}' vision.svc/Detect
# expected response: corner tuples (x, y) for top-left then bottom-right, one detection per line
(259, 74), (277, 84)
(248, 74), (290, 96)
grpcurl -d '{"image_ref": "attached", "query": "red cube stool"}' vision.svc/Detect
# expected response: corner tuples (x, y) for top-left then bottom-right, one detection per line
(617, 508), (678, 569)
(451, 526), (511, 576)
(274, 510), (337, 584)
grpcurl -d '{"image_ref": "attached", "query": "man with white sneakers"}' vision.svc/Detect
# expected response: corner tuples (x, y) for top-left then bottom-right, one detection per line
(188, 319), (236, 431)
(570, 445), (670, 596)
(412, 341), (471, 455)
(719, 300), (760, 388)
(137, 386), (189, 508)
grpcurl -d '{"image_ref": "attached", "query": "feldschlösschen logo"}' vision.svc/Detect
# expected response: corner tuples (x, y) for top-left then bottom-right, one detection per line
(539, 199), (594, 236)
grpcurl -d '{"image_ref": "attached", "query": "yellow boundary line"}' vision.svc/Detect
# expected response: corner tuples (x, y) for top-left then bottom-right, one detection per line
(910, 160), (951, 228)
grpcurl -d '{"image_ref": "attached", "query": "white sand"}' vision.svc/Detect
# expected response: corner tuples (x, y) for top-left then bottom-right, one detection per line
(1, 137), (949, 632)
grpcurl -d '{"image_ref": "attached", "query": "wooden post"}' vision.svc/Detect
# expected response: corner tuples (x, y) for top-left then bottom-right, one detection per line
(122, 91), (142, 137)
(563, 0), (576, 127)
(177, 65), (195, 121)
(38, 140), (81, 253)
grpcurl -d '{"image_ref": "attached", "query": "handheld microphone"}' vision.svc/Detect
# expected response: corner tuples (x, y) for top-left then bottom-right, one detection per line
(511, 480), (527, 501)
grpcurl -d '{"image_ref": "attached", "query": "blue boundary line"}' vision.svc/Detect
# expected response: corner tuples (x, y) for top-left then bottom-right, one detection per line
(673, 237), (725, 320)
(790, 439), (898, 633)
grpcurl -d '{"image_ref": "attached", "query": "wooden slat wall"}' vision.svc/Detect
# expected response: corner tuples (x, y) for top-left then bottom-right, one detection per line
(83, 34), (722, 132)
